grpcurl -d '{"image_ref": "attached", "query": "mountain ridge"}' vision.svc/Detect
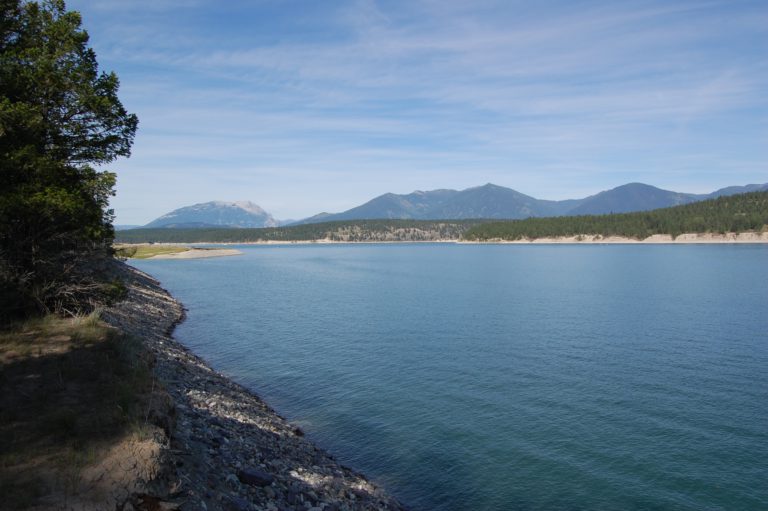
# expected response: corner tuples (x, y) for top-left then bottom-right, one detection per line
(144, 200), (278, 229)
(139, 182), (768, 229)
(289, 182), (768, 225)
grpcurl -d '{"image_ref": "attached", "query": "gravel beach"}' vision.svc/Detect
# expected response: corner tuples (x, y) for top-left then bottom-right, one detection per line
(103, 263), (407, 511)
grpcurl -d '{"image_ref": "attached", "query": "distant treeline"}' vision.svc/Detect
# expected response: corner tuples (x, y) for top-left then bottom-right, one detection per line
(115, 219), (488, 243)
(463, 191), (768, 241)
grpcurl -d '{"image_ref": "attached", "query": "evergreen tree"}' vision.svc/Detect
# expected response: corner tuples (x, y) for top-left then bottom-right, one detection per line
(0, 0), (137, 320)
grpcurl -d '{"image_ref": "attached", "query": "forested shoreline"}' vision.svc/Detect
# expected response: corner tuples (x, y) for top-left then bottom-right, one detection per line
(115, 191), (768, 244)
(115, 219), (488, 243)
(464, 191), (768, 241)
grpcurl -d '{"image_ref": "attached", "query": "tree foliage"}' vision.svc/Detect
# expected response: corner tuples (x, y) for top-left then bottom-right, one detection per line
(1, 0), (137, 321)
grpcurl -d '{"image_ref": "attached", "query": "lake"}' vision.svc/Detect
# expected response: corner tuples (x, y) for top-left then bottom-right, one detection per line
(132, 244), (768, 510)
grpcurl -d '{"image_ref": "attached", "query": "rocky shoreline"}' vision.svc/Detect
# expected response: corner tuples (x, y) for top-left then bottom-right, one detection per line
(103, 263), (407, 511)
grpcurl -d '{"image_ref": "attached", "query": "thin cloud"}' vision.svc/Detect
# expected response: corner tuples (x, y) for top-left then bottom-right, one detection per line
(66, 0), (768, 223)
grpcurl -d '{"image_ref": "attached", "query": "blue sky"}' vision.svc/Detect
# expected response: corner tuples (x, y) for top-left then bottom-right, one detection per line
(66, 0), (768, 224)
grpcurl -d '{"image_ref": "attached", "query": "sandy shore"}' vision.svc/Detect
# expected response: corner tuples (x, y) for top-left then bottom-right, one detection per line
(149, 248), (243, 259)
(121, 231), (768, 247)
(463, 232), (768, 244)
(102, 263), (406, 510)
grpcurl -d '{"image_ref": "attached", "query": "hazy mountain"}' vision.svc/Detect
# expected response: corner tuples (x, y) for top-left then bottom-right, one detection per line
(296, 183), (582, 223)
(145, 201), (278, 228)
(568, 183), (699, 215)
(331, 193), (419, 220)
(706, 183), (768, 199)
(293, 181), (768, 224)
(567, 182), (768, 215)
(433, 184), (548, 219)
(290, 212), (334, 226)
(338, 189), (458, 220)
(139, 182), (768, 229)
(291, 189), (459, 225)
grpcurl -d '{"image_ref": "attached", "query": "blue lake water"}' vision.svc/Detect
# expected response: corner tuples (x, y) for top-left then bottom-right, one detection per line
(132, 244), (768, 510)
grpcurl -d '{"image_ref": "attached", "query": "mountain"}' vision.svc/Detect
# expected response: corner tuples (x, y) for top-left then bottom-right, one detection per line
(433, 184), (550, 219)
(327, 193), (421, 221)
(293, 185), (548, 224)
(139, 182), (768, 229)
(706, 183), (768, 199)
(567, 183), (699, 215)
(291, 189), (460, 225)
(290, 212), (334, 226)
(292, 183), (592, 223)
(145, 201), (278, 228)
(293, 181), (768, 224)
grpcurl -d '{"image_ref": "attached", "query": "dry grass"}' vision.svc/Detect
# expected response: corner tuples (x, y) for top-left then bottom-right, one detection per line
(114, 244), (190, 259)
(0, 312), (165, 509)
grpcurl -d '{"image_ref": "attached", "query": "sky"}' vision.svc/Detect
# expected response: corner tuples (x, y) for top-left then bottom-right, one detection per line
(66, 0), (768, 224)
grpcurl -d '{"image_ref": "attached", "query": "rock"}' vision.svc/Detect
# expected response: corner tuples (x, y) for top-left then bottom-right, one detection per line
(225, 473), (240, 488)
(223, 495), (250, 511)
(287, 489), (301, 505)
(237, 468), (274, 487)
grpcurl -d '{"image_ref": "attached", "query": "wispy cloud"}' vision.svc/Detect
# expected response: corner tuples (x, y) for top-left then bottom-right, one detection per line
(67, 0), (768, 223)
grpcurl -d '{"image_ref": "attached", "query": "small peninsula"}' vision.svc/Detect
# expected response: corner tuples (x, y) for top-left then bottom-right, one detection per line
(116, 245), (243, 260)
